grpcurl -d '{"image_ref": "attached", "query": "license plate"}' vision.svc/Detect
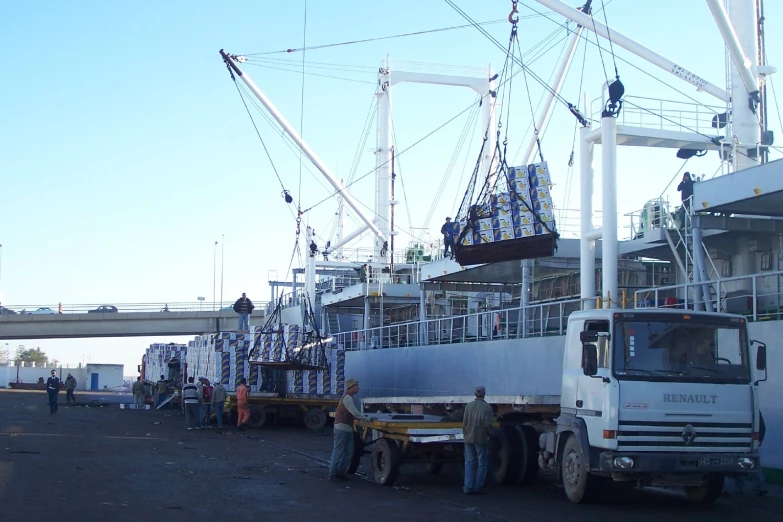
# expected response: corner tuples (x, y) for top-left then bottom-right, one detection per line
(700, 457), (735, 467)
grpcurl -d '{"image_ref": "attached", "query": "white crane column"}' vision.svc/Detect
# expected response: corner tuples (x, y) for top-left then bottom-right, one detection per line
(580, 125), (596, 310)
(601, 116), (618, 309)
(376, 58), (393, 263)
(728, 0), (761, 170)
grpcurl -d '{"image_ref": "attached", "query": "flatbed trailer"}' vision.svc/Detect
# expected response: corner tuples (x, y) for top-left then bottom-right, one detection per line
(224, 392), (340, 430)
(349, 414), (482, 485)
(356, 396), (558, 486)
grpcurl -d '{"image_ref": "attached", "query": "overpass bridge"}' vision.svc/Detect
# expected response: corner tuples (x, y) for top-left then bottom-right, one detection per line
(0, 302), (268, 340)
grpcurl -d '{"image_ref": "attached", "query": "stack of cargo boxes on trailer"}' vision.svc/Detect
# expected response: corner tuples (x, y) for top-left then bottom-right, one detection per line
(249, 324), (346, 396)
(457, 161), (556, 246)
(180, 325), (345, 396)
(142, 343), (187, 388)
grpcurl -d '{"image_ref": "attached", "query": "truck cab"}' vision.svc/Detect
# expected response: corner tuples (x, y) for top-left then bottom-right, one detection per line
(541, 308), (766, 504)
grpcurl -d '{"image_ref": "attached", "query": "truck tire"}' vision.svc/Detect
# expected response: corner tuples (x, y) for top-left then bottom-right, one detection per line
(561, 434), (597, 504)
(684, 474), (724, 504)
(347, 431), (364, 475)
(515, 425), (540, 486)
(371, 438), (401, 486)
(490, 427), (521, 484)
(228, 406), (238, 426)
(247, 407), (267, 429)
(303, 407), (327, 431)
(426, 452), (444, 475)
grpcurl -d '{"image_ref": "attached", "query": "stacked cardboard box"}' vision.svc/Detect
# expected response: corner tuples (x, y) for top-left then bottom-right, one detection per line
(456, 161), (557, 246)
(143, 343), (187, 388)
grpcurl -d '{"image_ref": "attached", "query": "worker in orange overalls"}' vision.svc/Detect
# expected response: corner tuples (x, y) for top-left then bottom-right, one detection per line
(236, 378), (250, 430)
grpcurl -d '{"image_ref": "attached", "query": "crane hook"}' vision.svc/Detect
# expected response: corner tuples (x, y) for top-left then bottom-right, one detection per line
(508, 0), (519, 25)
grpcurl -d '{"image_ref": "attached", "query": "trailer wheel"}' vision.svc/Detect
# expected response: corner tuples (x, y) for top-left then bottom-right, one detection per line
(515, 425), (540, 486)
(489, 427), (521, 484)
(347, 431), (365, 475)
(371, 438), (401, 486)
(561, 434), (597, 504)
(303, 407), (327, 431)
(247, 407), (267, 429)
(684, 474), (724, 504)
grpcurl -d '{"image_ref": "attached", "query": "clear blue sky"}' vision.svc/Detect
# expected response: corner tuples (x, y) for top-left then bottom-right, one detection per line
(2, 1), (782, 375)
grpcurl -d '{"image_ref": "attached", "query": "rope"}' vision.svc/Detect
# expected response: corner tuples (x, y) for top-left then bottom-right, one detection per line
(297, 0), (308, 213)
(599, 0), (620, 81)
(241, 19), (536, 55)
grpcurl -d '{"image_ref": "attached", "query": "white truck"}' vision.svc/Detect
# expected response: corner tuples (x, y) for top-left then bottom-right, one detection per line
(358, 308), (767, 504)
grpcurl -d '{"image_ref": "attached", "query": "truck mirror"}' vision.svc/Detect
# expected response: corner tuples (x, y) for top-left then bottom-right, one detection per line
(755, 342), (767, 371)
(582, 344), (598, 376)
(580, 331), (598, 343)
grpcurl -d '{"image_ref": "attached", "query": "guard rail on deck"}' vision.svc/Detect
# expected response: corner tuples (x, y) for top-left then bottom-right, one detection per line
(0, 301), (269, 315)
(633, 269), (783, 321)
(334, 297), (582, 351)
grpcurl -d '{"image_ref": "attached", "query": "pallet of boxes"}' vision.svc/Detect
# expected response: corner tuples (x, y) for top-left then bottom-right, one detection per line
(183, 324), (344, 430)
(142, 342), (187, 409)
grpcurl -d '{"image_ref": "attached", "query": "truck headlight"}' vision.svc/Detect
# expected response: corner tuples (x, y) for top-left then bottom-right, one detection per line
(613, 456), (634, 469)
(737, 458), (755, 470)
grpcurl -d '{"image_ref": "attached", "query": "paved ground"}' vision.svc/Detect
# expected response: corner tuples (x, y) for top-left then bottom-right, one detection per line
(0, 389), (780, 521)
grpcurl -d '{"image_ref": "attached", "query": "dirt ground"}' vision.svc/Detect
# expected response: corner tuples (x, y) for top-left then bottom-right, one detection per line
(0, 389), (780, 522)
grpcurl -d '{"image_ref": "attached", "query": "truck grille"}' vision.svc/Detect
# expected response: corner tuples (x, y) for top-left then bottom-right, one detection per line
(617, 420), (752, 452)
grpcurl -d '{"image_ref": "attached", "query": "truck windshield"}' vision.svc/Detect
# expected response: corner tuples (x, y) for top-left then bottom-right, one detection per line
(613, 317), (750, 383)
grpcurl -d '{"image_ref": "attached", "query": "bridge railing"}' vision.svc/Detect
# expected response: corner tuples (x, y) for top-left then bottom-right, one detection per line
(0, 301), (269, 315)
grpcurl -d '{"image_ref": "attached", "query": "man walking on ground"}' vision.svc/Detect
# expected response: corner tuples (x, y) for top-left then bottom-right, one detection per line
(155, 375), (168, 409)
(64, 373), (77, 405)
(131, 377), (145, 410)
(45, 370), (61, 415)
(182, 377), (200, 430)
(212, 380), (227, 430)
(199, 378), (214, 428)
(441, 217), (455, 258)
(236, 378), (250, 430)
(329, 378), (372, 482)
(233, 293), (254, 332)
(462, 385), (494, 495)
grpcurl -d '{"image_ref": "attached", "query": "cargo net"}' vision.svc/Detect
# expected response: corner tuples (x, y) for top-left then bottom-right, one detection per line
(452, 157), (559, 266)
(248, 296), (328, 371)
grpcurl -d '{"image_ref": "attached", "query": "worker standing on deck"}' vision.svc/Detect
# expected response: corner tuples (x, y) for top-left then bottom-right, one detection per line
(64, 373), (77, 405)
(233, 293), (254, 332)
(212, 380), (227, 430)
(199, 378), (214, 429)
(45, 370), (60, 415)
(462, 385), (494, 495)
(236, 378), (250, 430)
(329, 378), (371, 482)
(441, 217), (454, 258)
(155, 375), (168, 409)
(182, 377), (200, 430)
(132, 377), (145, 410)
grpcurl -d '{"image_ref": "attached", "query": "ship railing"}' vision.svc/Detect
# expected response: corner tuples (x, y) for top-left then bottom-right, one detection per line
(334, 297), (583, 351)
(590, 95), (723, 136)
(632, 269), (783, 321)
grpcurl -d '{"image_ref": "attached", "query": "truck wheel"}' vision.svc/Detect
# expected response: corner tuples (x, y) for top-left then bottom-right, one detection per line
(490, 427), (521, 484)
(371, 438), (401, 486)
(228, 406), (238, 426)
(515, 425), (540, 486)
(247, 407), (267, 429)
(347, 431), (364, 475)
(684, 474), (724, 504)
(303, 407), (327, 431)
(561, 434), (597, 504)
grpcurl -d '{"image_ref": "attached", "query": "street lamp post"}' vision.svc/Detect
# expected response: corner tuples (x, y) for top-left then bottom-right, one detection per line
(213, 241), (218, 311)
(220, 234), (225, 309)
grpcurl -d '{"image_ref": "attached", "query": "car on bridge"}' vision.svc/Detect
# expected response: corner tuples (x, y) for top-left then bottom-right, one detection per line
(88, 305), (119, 314)
(22, 307), (56, 315)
